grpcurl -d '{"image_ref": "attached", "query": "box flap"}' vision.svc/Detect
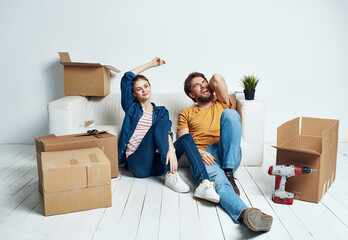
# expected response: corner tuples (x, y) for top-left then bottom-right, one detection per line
(277, 117), (300, 146)
(272, 145), (321, 156)
(104, 65), (121, 73)
(60, 62), (104, 67)
(58, 52), (71, 62)
(35, 134), (57, 153)
(301, 117), (339, 137)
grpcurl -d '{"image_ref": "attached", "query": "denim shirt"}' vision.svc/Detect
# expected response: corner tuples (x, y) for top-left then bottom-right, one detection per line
(118, 71), (173, 164)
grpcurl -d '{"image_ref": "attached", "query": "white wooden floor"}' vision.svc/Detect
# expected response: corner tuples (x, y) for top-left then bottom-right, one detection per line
(0, 143), (348, 240)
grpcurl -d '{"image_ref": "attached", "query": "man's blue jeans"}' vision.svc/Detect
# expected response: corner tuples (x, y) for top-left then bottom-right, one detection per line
(127, 119), (209, 183)
(204, 109), (248, 223)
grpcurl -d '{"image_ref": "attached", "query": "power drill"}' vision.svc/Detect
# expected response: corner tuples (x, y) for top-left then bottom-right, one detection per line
(268, 165), (315, 205)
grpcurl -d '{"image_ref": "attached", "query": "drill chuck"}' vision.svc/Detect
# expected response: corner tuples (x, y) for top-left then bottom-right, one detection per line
(302, 167), (312, 174)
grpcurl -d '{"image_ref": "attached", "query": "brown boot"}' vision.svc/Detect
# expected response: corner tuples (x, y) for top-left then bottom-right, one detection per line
(242, 208), (273, 232)
(224, 171), (240, 196)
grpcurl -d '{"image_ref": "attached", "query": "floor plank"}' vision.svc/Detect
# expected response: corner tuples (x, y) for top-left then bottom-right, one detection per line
(92, 171), (135, 240)
(114, 177), (148, 240)
(1, 143), (348, 240)
(158, 186), (180, 240)
(136, 178), (163, 240)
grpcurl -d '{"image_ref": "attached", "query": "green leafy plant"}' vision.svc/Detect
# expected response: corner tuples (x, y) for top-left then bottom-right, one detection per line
(240, 74), (260, 91)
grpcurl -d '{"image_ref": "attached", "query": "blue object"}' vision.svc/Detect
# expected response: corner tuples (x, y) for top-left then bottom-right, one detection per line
(118, 72), (172, 164)
(204, 109), (248, 223)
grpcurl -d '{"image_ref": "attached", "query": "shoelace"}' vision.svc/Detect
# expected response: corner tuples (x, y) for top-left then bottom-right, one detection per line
(169, 172), (181, 183)
(204, 181), (215, 189)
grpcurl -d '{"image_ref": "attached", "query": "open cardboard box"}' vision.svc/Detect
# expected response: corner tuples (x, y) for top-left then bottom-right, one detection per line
(41, 148), (111, 216)
(35, 131), (118, 194)
(273, 117), (339, 203)
(58, 52), (121, 96)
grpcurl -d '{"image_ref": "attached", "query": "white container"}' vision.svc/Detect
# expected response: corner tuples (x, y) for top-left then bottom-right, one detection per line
(236, 97), (265, 166)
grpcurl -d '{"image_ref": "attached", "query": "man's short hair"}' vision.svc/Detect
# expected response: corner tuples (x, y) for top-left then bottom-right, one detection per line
(184, 72), (208, 102)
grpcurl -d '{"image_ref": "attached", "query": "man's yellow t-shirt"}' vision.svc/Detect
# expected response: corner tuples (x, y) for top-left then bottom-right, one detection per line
(177, 99), (233, 150)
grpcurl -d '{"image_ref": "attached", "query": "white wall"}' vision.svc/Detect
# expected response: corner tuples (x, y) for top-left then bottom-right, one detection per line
(1, 0), (347, 143)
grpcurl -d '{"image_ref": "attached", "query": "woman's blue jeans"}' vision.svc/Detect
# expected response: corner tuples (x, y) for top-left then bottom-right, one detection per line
(126, 119), (209, 183)
(204, 109), (248, 223)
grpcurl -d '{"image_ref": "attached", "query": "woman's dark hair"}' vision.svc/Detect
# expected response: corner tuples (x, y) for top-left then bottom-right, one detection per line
(184, 72), (207, 102)
(132, 75), (150, 89)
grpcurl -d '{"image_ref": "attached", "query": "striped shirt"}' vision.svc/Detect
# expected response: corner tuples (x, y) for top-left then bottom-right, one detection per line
(126, 111), (153, 158)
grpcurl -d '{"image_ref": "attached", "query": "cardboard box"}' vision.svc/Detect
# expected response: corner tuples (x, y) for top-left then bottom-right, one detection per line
(41, 148), (111, 216)
(35, 131), (118, 194)
(58, 52), (121, 96)
(273, 117), (339, 203)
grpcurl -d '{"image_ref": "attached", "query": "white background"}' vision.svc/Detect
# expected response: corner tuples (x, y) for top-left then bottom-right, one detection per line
(1, 0), (347, 144)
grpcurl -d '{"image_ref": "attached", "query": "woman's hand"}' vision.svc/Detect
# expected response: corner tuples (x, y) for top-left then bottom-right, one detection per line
(166, 148), (178, 173)
(151, 57), (166, 67)
(131, 57), (166, 75)
(199, 149), (216, 165)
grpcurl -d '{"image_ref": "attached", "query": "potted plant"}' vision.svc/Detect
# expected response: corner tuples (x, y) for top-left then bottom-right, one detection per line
(240, 74), (259, 100)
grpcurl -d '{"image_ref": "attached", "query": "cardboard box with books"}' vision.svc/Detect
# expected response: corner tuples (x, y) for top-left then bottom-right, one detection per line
(35, 131), (118, 194)
(58, 52), (120, 96)
(273, 117), (339, 203)
(41, 148), (111, 216)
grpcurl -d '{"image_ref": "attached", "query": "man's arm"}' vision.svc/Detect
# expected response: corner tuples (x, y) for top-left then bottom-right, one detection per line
(177, 128), (189, 139)
(131, 57), (165, 76)
(209, 73), (229, 104)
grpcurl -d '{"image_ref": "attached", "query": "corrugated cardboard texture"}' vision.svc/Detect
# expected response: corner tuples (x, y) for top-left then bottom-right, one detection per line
(41, 148), (111, 216)
(44, 185), (111, 216)
(320, 120), (339, 198)
(277, 117), (300, 147)
(64, 66), (108, 96)
(41, 148), (110, 193)
(58, 52), (120, 97)
(274, 117), (339, 203)
(276, 150), (320, 202)
(35, 132), (118, 194)
(301, 117), (339, 137)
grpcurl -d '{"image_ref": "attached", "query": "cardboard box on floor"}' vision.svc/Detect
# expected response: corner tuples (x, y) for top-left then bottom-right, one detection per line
(58, 52), (121, 96)
(273, 117), (339, 203)
(41, 148), (111, 216)
(35, 131), (118, 194)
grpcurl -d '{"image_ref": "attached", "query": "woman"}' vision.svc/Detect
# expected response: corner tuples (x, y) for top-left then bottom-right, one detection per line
(118, 57), (220, 203)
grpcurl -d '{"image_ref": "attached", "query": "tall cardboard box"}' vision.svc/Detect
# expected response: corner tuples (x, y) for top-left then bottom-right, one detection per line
(273, 117), (339, 203)
(35, 132), (118, 194)
(58, 52), (120, 96)
(41, 148), (111, 216)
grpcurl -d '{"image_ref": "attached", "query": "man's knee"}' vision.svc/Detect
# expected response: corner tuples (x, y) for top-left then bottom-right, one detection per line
(221, 109), (240, 123)
(178, 133), (193, 142)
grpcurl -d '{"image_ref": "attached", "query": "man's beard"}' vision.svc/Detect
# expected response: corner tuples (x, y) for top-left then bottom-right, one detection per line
(197, 88), (214, 103)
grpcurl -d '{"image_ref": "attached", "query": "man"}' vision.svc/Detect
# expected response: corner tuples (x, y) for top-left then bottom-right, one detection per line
(177, 72), (273, 232)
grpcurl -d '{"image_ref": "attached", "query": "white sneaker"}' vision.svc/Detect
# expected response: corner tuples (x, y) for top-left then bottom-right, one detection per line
(164, 172), (190, 193)
(194, 180), (220, 203)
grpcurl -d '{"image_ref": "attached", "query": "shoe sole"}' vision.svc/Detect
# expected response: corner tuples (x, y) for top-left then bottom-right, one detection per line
(244, 208), (273, 232)
(193, 193), (220, 203)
